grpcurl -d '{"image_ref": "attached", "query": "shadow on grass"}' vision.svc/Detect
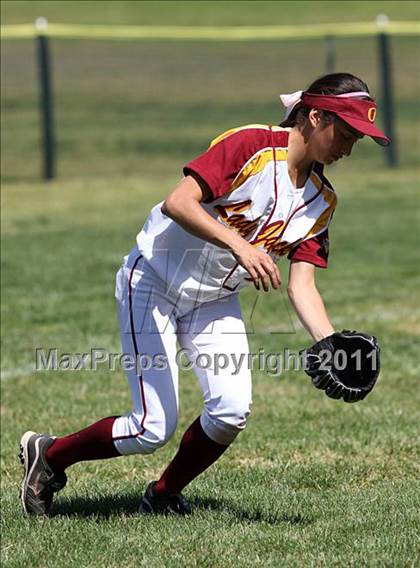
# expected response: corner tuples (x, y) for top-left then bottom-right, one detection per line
(52, 492), (139, 518)
(191, 495), (313, 526)
(52, 493), (313, 526)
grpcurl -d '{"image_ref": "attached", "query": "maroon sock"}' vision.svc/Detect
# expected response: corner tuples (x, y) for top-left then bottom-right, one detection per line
(154, 417), (229, 496)
(45, 416), (121, 472)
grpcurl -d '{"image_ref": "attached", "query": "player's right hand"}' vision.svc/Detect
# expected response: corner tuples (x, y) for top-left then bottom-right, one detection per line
(232, 241), (281, 291)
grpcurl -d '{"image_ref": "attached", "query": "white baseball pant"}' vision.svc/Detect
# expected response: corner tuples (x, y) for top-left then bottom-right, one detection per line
(112, 250), (252, 455)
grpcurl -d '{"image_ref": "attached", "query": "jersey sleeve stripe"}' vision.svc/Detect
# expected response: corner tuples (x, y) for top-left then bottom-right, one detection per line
(227, 147), (288, 194)
(209, 124), (287, 148)
(304, 204), (335, 240)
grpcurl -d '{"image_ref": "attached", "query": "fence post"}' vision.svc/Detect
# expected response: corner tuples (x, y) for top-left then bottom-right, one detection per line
(325, 35), (336, 74)
(35, 17), (55, 180)
(376, 14), (397, 168)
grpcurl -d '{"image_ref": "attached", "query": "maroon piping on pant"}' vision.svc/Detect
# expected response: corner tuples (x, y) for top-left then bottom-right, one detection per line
(113, 254), (148, 441)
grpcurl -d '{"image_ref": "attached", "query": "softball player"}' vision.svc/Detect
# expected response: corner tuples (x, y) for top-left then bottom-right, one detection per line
(20, 73), (389, 516)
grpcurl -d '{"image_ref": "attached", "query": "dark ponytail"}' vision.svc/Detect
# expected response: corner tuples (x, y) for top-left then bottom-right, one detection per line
(280, 72), (373, 128)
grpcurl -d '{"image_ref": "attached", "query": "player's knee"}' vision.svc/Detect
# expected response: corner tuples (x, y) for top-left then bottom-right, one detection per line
(113, 412), (177, 455)
(140, 432), (174, 454)
(142, 417), (178, 453)
(201, 399), (252, 445)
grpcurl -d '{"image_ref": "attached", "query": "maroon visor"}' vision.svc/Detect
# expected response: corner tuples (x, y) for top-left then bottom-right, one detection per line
(301, 93), (390, 146)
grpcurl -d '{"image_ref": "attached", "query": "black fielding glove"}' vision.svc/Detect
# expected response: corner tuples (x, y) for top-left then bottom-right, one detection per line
(300, 330), (380, 403)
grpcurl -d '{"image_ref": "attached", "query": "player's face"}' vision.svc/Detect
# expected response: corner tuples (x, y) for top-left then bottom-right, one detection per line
(310, 113), (364, 165)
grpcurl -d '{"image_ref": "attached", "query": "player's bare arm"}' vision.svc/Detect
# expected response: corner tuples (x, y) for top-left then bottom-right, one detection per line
(287, 260), (335, 341)
(162, 175), (281, 291)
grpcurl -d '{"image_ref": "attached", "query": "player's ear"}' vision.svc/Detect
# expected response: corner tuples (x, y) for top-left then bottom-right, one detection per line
(308, 109), (322, 129)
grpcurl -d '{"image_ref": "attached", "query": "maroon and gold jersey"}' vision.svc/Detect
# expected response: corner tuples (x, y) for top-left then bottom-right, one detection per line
(135, 125), (336, 302)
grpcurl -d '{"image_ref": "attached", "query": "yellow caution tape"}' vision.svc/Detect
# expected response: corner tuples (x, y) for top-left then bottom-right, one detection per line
(1, 21), (419, 41)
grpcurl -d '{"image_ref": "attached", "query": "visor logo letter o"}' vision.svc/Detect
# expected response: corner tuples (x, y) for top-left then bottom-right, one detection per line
(367, 107), (376, 122)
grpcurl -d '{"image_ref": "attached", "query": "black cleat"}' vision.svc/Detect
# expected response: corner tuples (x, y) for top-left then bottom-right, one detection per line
(19, 431), (67, 516)
(138, 481), (192, 516)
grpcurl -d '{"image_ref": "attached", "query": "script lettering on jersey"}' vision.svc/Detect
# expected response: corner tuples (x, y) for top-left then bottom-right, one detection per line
(215, 201), (298, 256)
(214, 200), (261, 240)
(252, 221), (296, 256)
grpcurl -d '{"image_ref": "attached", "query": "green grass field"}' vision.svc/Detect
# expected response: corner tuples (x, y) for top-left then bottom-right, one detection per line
(2, 1), (420, 567)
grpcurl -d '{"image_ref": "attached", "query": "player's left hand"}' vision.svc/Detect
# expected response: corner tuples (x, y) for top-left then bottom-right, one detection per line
(300, 330), (380, 402)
